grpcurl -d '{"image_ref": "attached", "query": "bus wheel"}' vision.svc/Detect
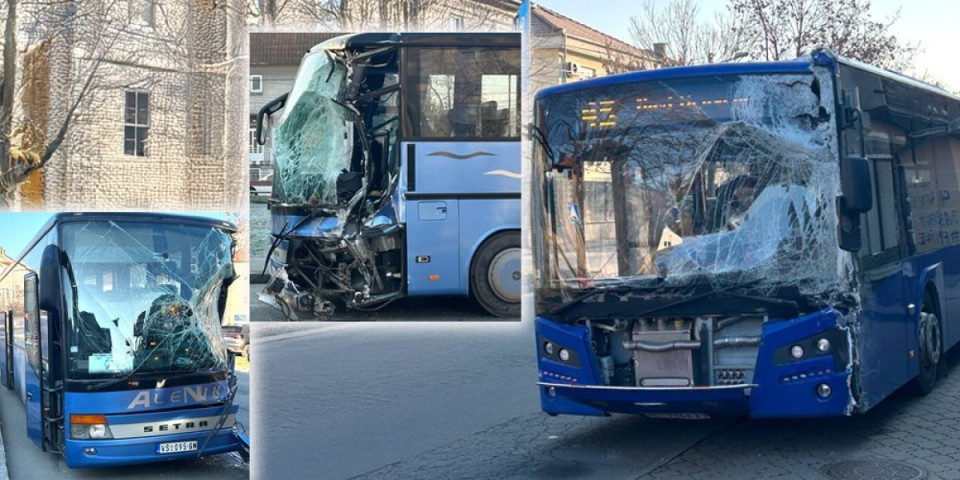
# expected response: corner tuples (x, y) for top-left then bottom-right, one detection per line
(913, 294), (942, 395)
(471, 231), (521, 317)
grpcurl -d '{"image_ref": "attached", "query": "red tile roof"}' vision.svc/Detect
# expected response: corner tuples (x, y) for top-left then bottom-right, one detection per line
(532, 4), (652, 58)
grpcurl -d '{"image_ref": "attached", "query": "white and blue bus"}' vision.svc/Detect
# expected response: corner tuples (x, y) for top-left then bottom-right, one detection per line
(532, 49), (960, 418)
(256, 32), (521, 319)
(0, 213), (247, 467)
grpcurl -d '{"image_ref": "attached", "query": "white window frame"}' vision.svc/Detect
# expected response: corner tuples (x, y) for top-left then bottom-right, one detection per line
(124, 90), (149, 157)
(250, 75), (263, 94)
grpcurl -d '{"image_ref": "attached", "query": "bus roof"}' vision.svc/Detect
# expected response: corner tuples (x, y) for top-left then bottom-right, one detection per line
(0, 212), (237, 283)
(535, 59), (813, 100)
(536, 50), (960, 104)
(310, 31), (519, 53)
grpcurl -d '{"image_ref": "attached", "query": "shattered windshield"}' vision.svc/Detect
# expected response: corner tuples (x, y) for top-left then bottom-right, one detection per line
(272, 50), (354, 205)
(60, 221), (234, 383)
(533, 72), (848, 302)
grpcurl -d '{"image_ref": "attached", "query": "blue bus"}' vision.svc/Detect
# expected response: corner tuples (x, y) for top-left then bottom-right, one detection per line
(531, 49), (960, 418)
(0, 213), (248, 467)
(255, 32), (521, 319)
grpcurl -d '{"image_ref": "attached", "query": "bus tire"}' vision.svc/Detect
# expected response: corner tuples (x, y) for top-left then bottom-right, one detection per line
(471, 231), (521, 318)
(912, 292), (942, 396)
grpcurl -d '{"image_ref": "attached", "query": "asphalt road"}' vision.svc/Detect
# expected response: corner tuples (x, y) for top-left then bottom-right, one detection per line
(0, 367), (250, 479)
(252, 318), (960, 480)
(251, 320), (724, 480)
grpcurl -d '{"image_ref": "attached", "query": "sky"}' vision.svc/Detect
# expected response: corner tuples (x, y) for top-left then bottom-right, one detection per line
(536, 0), (958, 91)
(0, 212), (231, 260)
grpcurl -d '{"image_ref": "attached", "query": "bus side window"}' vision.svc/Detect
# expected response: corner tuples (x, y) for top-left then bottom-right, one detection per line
(405, 46), (520, 140)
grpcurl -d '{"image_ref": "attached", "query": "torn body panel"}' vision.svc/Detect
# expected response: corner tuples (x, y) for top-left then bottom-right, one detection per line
(261, 36), (405, 319)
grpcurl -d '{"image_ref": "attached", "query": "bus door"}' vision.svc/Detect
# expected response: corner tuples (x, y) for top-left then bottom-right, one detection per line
(24, 273), (44, 448)
(1, 311), (11, 389)
(401, 40), (521, 295)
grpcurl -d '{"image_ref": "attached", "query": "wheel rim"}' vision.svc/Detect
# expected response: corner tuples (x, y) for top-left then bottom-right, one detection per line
(487, 247), (521, 304)
(920, 311), (941, 368)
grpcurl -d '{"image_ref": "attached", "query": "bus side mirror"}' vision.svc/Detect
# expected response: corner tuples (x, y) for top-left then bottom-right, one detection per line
(837, 197), (862, 252)
(255, 93), (289, 146)
(38, 245), (63, 313)
(840, 156), (872, 214)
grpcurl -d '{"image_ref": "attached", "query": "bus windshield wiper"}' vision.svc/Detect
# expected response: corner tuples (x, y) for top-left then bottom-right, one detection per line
(529, 124), (556, 163)
(543, 277), (666, 316)
(82, 368), (224, 392)
(543, 278), (767, 319)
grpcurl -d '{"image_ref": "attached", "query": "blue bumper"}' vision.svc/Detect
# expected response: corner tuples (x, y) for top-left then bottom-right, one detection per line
(64, 426), (243, 468)
(536, 310), (854, 419)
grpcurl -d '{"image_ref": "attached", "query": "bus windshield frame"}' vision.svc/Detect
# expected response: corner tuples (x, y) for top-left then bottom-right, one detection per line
(58, 220), (235, 386)
(532, 70), (850, 314)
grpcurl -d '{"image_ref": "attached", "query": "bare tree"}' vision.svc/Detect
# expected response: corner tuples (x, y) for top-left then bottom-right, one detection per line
(0, 0), (246, 209)
(730, 0), (918, 70)
(629, 0), (745, 66)
(256, 0), (506, 31)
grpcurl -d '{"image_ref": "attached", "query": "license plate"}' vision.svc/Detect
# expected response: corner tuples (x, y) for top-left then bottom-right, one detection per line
(156, 440), (198, 454)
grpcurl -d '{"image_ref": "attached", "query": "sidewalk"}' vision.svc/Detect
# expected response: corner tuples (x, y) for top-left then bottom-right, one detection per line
(0, 417), (10, 480)
(250, 257), (269, 284)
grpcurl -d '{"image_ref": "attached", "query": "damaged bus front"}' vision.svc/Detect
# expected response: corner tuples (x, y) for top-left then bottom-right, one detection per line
(0, 213), (247, 467)
(532, 50), (960, 418)
(257, 33), (521, 319)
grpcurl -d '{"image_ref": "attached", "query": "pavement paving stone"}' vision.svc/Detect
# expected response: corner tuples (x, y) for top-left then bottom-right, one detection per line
(643, 351), (960, 479)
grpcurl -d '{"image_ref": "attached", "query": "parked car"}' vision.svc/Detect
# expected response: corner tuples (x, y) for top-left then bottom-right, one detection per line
(223, 322), (250, 360)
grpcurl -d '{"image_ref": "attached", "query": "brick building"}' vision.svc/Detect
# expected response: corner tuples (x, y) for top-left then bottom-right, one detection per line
(529, 4), (663, 94)
(10, 0), (246, 211)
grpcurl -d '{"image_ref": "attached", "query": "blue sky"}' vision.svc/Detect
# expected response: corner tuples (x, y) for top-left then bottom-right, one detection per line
(0, 212), (231, 259)
(536, 0), (957, 91)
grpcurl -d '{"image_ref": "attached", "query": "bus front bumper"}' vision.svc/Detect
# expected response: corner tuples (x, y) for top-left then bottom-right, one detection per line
(63, 426), (243, 468)
(539, 382), (753, 418)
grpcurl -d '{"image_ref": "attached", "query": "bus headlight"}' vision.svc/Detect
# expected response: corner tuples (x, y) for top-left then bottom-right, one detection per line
(790, 345), (804, 359)
(816, 338), (831, 353)
(70, 414), (113, 440)
(559, 349), (570, 362)
(88, 424), (109, 439)
(543, 341), (555, 356)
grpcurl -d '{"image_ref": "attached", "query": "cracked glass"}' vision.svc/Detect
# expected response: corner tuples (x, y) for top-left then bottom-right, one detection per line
(533, 72), (851, 305)
(272, 50), (354, 205)
(60, 221), (234, 383)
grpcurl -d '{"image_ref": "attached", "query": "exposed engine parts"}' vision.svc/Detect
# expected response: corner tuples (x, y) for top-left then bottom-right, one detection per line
(590, 315), (765, 388)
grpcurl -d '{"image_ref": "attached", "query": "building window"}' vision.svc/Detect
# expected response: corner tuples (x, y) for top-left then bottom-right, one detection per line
(124, 91), (149, 157)
(250, 75), (263, 93)
(129, 0), (155, 26)
(452, 16), (464, 31)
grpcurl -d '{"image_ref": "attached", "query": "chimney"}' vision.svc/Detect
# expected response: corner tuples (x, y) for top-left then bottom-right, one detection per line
(653, 43), (668, 59)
